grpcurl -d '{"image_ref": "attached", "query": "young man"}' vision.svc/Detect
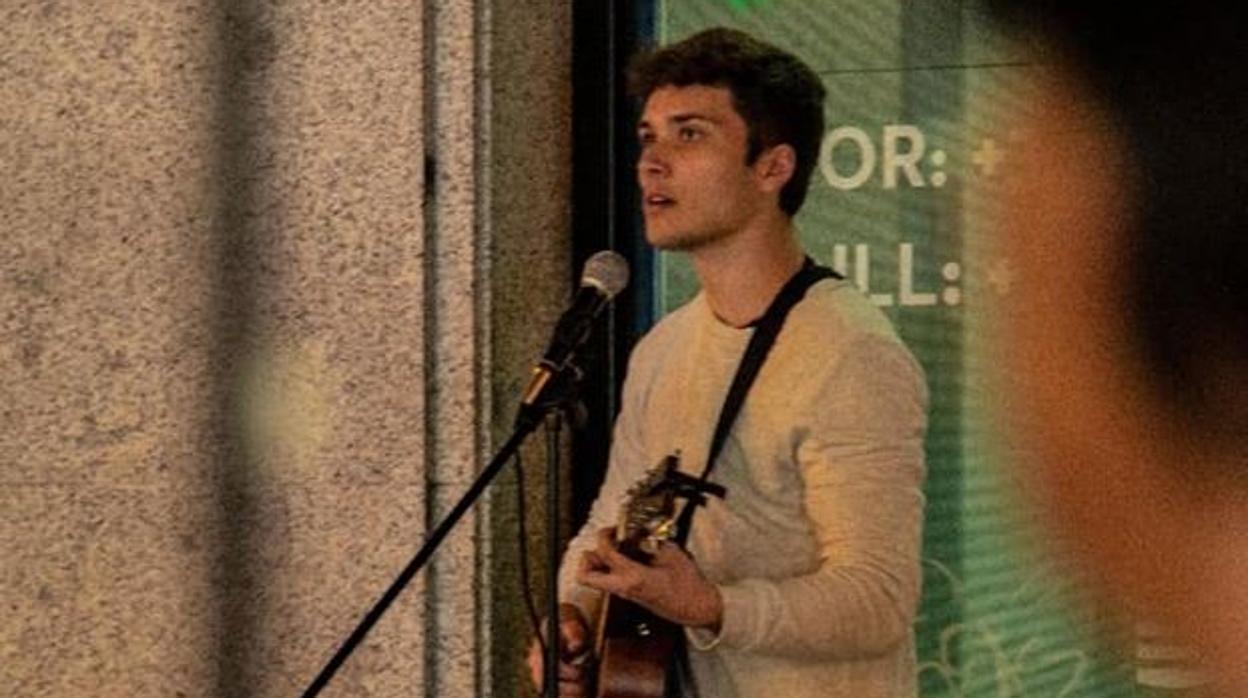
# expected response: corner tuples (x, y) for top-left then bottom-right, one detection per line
(529, 28), (927, 697)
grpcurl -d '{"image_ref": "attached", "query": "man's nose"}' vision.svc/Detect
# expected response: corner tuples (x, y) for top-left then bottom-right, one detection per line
(638, 144), (669, 176)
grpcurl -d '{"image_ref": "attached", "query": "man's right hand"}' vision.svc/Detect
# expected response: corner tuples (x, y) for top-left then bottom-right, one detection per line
(527, 603), (592, 697)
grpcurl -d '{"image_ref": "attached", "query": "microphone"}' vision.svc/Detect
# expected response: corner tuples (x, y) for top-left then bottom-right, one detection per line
(519, 250), (629, 414)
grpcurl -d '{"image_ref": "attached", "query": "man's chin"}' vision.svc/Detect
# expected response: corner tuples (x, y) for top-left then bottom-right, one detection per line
(645, 227), (713, 252)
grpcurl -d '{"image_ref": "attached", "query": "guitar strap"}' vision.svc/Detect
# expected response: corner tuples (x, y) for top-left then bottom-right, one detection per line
(672, 257), (841, 547)
(666, 257), (839, 698)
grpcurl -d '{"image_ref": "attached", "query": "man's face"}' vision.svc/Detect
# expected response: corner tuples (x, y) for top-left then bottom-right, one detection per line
(636, 84), (774, 251)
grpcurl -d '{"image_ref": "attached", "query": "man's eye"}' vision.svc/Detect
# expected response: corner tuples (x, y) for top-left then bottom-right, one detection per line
(638, 132), (655, 144)
(679, 127), (700, 141)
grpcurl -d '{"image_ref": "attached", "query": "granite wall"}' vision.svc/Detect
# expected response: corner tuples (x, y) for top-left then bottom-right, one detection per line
(1, 1), (571, 695)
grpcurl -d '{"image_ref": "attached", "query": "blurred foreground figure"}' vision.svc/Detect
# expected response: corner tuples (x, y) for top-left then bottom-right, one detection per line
(991, 3), (1248, 695)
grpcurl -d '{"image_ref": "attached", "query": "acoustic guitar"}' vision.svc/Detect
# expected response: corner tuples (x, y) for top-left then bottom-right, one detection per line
(590, 455), (685, 698)
(584, 454), (728, 698)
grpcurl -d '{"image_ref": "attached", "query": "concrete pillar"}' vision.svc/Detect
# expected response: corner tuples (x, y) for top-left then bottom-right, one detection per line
(1, 1), (571, 695)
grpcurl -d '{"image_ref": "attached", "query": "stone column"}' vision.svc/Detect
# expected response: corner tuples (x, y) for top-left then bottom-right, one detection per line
(1, 0), (572, 695)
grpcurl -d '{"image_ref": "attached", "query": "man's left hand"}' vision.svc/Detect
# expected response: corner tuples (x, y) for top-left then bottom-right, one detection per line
(577, 526), (723, 631)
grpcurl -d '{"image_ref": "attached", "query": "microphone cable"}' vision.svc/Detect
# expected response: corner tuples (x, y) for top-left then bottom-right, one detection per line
(512, 445), (549, 681)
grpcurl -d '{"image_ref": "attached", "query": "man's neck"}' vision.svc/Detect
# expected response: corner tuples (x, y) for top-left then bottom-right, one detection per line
(690, 217), (806, 328)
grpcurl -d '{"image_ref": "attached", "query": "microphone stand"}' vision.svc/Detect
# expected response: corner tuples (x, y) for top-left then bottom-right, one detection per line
(544, 410), (563, 698)
(532, 364), (585, 698)
(301, 362), (584, 698)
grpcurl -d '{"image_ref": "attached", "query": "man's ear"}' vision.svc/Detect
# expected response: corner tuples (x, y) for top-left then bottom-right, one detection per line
(754, 144), (796, 194)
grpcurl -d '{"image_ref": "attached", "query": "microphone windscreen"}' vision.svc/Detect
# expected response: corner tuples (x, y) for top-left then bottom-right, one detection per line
(581, 251), (629, 299)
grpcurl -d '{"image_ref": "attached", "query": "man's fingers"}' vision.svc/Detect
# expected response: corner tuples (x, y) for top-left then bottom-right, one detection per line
(578, 547), (643, 590)
(561, 621), (587, 655)
(592, 530), (633, 563)
(598, 543), (637, 569)
(577, 564), (618, 593)
(593, 526), (617, 551)
(530, 666), (588, 695)
(579, 560), (648, 601)
(558, 659), (585, 681)
(560, 616), (588, 658)
(526, 640), (543, 689)
(578, 561), (627, 595)
(529, 605), (594, 692)
(527, 637), (590, 692)
(589, 531), (645, 571)
(581, 549), (608, 573)
(558, 603), (587, 626)
(590, 526), (657, 578)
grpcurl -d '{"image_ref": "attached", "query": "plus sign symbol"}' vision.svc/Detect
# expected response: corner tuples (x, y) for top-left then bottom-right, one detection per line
(971, 138), (1004, 177)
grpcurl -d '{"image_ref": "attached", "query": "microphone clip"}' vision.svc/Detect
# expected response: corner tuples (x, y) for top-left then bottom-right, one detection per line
(514, 359), (587, 433)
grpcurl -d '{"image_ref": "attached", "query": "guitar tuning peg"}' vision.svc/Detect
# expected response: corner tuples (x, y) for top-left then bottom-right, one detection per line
(652, 520), (675, 541)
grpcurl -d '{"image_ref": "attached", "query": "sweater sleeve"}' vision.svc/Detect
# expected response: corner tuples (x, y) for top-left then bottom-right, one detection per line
(689, 332), (928, 659)
(556, 341), (656, 624)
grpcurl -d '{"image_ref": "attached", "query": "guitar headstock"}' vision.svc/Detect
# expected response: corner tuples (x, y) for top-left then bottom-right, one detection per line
(615, 454), (682, 558)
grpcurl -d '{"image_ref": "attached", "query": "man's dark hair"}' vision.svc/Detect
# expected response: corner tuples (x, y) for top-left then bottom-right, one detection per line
(990, 3), (1248, 446)
(628, 28), (827, 217)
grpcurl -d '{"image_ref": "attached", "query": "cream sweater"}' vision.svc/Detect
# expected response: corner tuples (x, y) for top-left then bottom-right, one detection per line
(560, 278), (928, 697)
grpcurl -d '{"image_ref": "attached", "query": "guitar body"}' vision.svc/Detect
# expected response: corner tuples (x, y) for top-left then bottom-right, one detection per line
(594, 590), (680, 698)
(588, 455), (700, 698)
